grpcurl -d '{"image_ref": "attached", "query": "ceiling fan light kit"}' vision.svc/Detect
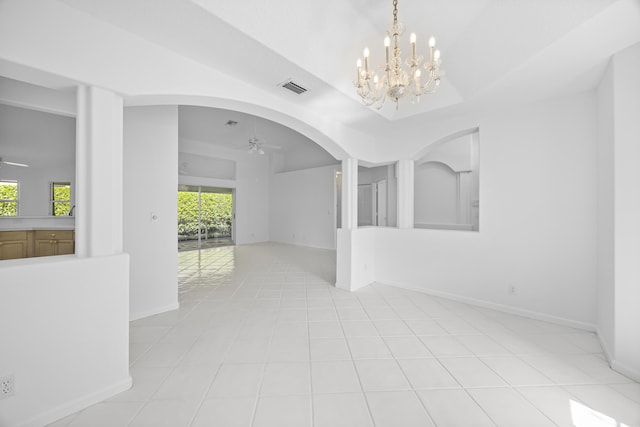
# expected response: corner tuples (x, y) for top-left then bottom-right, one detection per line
(354, 0), (442, 110)
(248, 138), (265, 155)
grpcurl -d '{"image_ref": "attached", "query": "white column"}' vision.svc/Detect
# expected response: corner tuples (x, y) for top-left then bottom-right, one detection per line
(341, 158), (358, 230)
(75, 86), (124, 257)
(396, 159), (414, 229)
(612, 43), (640, 379)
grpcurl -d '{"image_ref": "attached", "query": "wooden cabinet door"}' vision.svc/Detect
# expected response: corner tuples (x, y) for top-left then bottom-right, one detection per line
(34, 240), (56, 257)
(56, 239), (75, 255)
(0, 240), (28, 260)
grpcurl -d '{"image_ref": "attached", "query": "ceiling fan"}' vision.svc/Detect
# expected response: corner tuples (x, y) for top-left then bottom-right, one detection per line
(246, 118), (281, 155)
(0, 157), (29, 168)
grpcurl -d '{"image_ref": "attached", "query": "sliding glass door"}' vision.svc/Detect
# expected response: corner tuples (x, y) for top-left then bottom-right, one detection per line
(177, 185), (234, 250)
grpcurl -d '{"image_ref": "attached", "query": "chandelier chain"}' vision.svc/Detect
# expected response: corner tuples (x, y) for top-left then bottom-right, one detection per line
(393, 0), (398, 25)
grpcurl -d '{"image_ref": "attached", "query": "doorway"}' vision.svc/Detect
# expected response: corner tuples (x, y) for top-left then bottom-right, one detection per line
(177, 185), (234, 251)
(357, 179), (387, 227)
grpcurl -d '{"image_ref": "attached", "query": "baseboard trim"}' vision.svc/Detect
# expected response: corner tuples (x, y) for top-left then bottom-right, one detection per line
(267, 239), (336, 251)
(611, 360), (640, 383)
(129, 302), (179, 321)
(596, 327), (614, 362)
(19, 376), (132, 427)
(595, 330), (640, 383)
(380, 279), (596, 332)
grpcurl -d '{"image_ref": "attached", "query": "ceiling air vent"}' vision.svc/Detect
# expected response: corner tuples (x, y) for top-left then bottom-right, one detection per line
(281, 80), (308, 95)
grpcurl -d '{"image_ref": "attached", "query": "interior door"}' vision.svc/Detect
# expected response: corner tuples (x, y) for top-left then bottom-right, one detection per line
(357, 184), (373, 226)
(375, 179), (387, 226)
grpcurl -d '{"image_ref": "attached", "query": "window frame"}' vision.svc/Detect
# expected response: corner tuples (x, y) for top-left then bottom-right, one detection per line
(50, 181), (72, 216)
(0, 179), (19, 217)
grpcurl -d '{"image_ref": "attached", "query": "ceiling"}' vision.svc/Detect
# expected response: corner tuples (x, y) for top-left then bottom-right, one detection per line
(4, 0), (640, 156)
(179, 106), (318, 153)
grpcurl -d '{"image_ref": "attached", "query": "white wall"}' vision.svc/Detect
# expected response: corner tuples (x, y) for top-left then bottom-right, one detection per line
(270, 165), (337, 249)
(124, 106), (179, 320)
(417, 134), (474, 172)
(179, 151), (236, 180)
(414, 162), (458, 226)
(0, 254), (130, 427)
(375, 92), (599, 329)
(336, 227), (376, 291)
(0, 104), (75, 217)
(272, 144), (339, 174)
(179, 139), (270, 245)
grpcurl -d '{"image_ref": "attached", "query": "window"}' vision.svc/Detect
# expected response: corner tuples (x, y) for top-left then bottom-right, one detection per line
(51, 182), (71, 216)
(0, 180), (19, 216)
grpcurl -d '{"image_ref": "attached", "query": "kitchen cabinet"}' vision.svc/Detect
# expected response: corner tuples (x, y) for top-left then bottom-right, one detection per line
(0, 229), (74, 260)
(33, 230), (75, 257)
(0, 231), (29, 260)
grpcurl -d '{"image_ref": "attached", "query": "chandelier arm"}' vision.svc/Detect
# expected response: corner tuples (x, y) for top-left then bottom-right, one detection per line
(420, 74), (435, 93)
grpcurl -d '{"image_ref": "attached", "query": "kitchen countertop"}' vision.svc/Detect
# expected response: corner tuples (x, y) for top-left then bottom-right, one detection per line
(0, 216), (75, 231)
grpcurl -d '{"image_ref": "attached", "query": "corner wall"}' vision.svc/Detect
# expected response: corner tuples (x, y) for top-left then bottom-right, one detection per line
(597, 42), (640, 380)
(124, 106), (179, 320)
(270, 165), (338, 249)
(611, 42), (640, 380)
(375, 92), (599, 329)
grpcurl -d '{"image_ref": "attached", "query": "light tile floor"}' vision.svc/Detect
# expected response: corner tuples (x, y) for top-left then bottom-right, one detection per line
(49, 243), (640, 427)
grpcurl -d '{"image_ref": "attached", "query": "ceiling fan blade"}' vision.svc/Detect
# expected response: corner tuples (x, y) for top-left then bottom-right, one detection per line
(0, 158), (29, 167)
(4, 161), (29, 167)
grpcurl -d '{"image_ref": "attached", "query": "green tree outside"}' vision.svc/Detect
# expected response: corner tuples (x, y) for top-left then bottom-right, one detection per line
(177, 191), (233, 239)
(52, 184), (71, 216)
(0, 181), (18, 216)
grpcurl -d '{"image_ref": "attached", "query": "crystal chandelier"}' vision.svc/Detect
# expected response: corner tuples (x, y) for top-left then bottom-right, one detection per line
(354, 0), (442, 110)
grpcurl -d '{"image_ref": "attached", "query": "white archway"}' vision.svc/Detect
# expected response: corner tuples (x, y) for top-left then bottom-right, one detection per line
(125, 94), (350, 161)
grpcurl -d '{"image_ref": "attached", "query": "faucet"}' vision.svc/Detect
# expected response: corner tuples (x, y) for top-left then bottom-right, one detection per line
(69, 205), (76, 216)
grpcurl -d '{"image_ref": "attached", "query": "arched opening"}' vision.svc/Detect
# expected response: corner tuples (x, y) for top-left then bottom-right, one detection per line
(175, 105), (342, 250)
(414, 128), (479, 231)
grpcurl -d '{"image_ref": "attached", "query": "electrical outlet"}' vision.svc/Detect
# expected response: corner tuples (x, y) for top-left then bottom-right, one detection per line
(0, 374), (15, 399)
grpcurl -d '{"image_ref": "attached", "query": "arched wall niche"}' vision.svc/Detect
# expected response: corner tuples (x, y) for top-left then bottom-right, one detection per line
(412, 127), (480, 162)
(413, 127), (480, 232)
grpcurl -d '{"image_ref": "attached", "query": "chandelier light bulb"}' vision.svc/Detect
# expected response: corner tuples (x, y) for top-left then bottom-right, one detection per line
(434, 50), (441, 60)
(429, 36), (436, 47)
(384, 36), (390, 47)
(363, 47), (370, 58)
(410, 33), (416, 44)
